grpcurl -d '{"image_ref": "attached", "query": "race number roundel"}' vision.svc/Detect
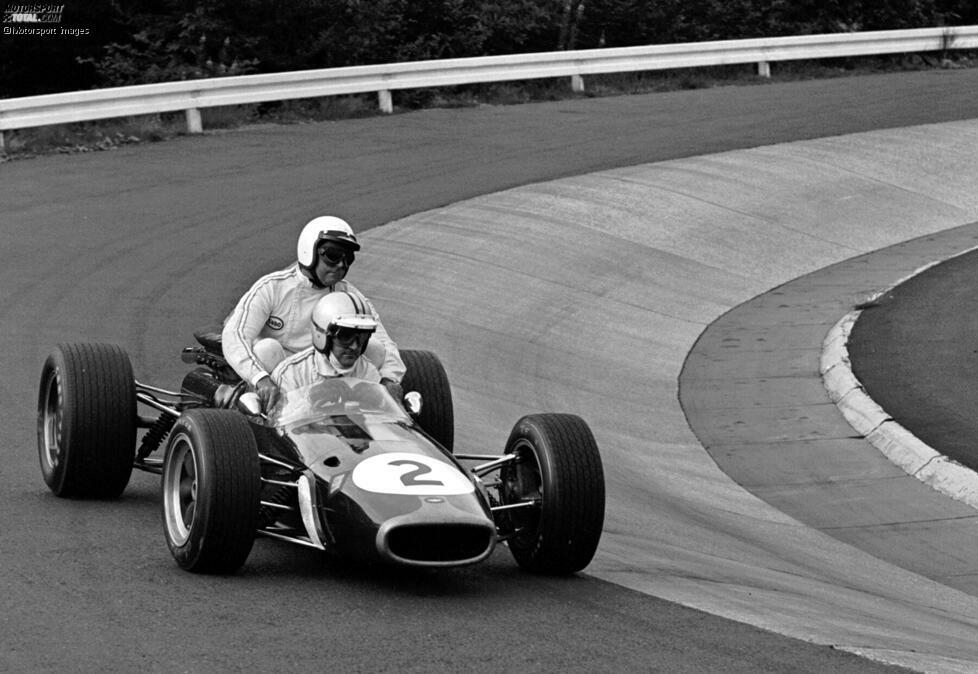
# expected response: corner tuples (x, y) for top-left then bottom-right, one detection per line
(352, 453), (474, 496)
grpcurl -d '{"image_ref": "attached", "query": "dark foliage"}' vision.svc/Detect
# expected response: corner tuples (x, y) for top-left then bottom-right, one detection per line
(0, 0), (973, 97)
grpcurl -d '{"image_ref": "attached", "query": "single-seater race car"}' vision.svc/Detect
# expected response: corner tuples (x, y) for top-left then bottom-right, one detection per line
(37, 336), (605, 575)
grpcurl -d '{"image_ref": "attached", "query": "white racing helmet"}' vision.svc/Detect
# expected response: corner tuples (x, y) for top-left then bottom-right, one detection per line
(297, 216), (360, 284)
(311, 291), (377, 354)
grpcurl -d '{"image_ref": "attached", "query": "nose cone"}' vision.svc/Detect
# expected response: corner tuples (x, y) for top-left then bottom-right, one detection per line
(376, 503), (496, 567)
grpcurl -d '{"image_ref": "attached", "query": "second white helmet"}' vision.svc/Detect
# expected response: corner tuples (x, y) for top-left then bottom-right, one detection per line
(311, 291), (377, 353)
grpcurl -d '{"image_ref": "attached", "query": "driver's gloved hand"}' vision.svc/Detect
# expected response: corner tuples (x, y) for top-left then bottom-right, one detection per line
(255, 376), (278, 411)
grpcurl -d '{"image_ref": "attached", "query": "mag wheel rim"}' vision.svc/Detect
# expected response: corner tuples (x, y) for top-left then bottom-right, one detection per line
(40, 373), (63, 471)
(164, 434), (198, 546)
(503, 440), (542, 539)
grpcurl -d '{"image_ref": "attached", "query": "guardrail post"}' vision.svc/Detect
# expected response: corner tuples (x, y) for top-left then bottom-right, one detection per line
(757, 61), (771, 78)
(378, 90), (393, 114)
(0, 131), (5, 154)
(571, 74), (585, 93)
(185, 108), (203, 133)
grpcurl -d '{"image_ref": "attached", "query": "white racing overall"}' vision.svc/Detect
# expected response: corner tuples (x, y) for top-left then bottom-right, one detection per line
(222, 264), (404, 386)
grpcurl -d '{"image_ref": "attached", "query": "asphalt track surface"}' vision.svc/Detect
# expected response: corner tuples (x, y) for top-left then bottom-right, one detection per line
(6, 68), (978, 672)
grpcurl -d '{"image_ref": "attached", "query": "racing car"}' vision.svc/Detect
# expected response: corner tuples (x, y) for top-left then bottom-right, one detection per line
(36, 336), (605, 575)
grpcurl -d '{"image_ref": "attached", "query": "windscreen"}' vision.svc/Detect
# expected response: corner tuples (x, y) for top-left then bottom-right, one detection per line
(265, 377), (409, 429)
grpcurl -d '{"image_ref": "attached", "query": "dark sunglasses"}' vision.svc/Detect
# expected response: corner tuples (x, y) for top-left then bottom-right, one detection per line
(318, 246), (355, 266)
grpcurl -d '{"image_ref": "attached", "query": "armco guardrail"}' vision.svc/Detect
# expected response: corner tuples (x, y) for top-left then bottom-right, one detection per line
(1, 25), (976, 145)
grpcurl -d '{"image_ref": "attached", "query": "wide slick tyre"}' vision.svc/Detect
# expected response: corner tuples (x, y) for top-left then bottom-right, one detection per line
(37, 342), (137, 498)
(400, 349), (454, 452)
(500, 413), (605, 574)
(162, 409), (260, 574)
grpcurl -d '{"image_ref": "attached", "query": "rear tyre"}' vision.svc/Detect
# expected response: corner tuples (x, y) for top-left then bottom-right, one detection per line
(500, 413), (605, 574)
(37, 343), (137, 498)
(400, 349), (454, 453)
(162, 409), (260, 574)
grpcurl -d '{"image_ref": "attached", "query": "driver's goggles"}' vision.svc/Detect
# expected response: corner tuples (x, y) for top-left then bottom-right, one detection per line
(333, 327), (372, 345)
(318, 245), (355, 266)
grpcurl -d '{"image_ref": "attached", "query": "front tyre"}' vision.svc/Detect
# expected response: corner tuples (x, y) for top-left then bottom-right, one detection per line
(162, 409), (260, 574)
(500, 414), (605, 574)
(37, 343), (136, 498)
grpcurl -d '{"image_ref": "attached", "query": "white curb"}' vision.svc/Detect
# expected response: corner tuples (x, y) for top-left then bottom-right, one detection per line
(820, 247), (978, 511)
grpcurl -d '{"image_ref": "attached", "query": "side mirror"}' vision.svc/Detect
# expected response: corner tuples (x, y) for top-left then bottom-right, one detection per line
(403, 391), (422, 416)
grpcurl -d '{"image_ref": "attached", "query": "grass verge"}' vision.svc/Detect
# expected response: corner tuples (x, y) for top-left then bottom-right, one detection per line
(1, 52), (973, 162)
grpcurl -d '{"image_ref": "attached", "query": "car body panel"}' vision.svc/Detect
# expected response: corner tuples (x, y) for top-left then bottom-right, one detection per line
(254, 378), (497, 567)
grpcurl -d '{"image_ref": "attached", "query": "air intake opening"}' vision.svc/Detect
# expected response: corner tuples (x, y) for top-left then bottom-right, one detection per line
(387, 524), (493, 564)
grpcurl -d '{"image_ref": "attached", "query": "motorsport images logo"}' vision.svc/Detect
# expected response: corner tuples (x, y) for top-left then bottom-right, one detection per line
(2, 4), (91, 37)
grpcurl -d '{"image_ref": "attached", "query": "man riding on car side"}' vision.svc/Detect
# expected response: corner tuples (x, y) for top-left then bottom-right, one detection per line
(271, 291), (381, 392)
(221, 216), (404, 409)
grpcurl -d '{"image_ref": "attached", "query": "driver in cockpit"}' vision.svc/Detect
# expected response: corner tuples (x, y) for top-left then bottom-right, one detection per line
(271, 291), (382, 394)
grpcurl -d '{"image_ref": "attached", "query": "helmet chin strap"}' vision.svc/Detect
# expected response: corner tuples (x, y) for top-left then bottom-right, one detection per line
(300, 264), (334, 290)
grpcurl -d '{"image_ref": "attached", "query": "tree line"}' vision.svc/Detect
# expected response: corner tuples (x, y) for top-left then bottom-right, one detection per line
(2, 0), (976, 98)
